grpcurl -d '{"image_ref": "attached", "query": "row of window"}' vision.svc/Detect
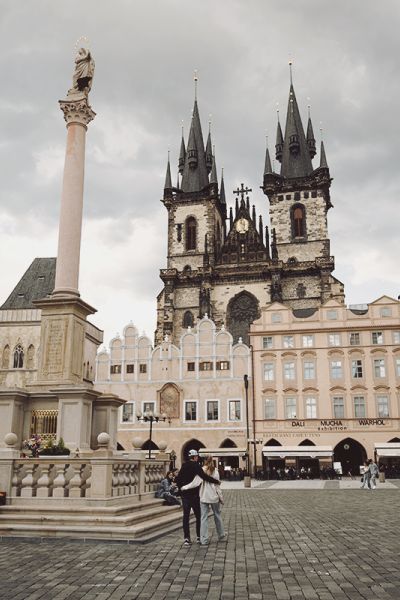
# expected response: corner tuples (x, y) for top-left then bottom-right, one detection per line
(110, 361), (231, 375)
(262, 330), (400, 349)
(264, 394), (392, 420)
(121, 399), (242, 424)
(111, 363), (147, 374)
(1, 344), (35, 369)
(263, 357), (400, 382)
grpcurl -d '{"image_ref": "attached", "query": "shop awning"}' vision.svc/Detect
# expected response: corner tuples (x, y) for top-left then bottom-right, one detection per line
(374, 443), (400, 457)
(199, 448), (247, 457)
(262, 445), (333, 459)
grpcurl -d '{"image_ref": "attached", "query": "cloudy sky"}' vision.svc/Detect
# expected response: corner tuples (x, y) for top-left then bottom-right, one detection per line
(1, 1), (399, 347)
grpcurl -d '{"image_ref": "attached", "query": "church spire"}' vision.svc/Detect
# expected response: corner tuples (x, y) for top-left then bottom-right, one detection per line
(275, 115), (284, 163)
(306, 106), (316, 159)
(180, 76), (209, 193)
(280, 65), (313, 179)
(164, 152), (172, 191)
(219, 168), (226, 205)
(319, 140), (328, 169)
(205, 119), (213, 174)
(178, 125), (186, 174)
(210, 147), (218, 186)
(264, 138), (273, 175)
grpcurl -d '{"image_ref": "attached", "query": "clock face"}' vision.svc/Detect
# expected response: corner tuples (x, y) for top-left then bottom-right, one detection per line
(235, 218), (249, 234)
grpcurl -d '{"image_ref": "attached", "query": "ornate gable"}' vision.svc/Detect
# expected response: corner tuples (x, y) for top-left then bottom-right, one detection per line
(218, 199), (268, 264)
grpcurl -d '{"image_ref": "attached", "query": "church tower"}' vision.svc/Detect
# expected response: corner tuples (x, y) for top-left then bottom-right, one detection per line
(156, 83), (226, 344)
(156, 70), (345, 347)
(261, 66), (345, 308)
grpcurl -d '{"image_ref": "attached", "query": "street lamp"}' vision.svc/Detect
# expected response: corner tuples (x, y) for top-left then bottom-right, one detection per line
(244, 374), (250, 476)
(248, 438), (263, 478)
(136, 410), (171, 459)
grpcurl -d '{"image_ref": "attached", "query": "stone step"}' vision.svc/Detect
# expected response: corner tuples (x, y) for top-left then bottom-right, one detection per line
(0, 509), (185, 542)
(0, 497), (164, 517)
(0, 503), (180, 528)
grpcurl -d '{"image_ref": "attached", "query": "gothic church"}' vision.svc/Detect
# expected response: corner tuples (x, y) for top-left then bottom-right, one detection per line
(156, 76), (345, 345)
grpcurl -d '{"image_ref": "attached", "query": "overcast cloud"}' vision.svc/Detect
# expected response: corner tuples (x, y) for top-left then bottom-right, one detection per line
(1, 0), (399, 346)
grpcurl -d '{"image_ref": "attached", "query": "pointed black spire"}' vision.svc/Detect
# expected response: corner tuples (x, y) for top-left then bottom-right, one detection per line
(259, 214), (263, 242)
(264, 144), (273, 175)
(246, 196), (250, 213)
(275, 118), (284, 163)
(219, 168), (226, 205)
(252, 205), (256, 223)
(229, 206), (233, 229)
(235, 197), (239, 215)
(210, 149), (218, 186)
(280, 73), (313, 178)
(306, 108), (316, 159)
(319, 140), (328, 169)
(181, 93), (209, 192)
(164, 153), (172, 190)
(178, 129), (186, 175)
(205, 121), (213, 174)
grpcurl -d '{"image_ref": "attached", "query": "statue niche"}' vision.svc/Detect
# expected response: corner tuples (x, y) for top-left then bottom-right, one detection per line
(159, 383), (180, 419)
(227, 291), (260, 345)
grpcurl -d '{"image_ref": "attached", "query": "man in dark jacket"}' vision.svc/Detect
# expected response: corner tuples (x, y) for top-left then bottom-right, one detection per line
(176, 449), (220, 546)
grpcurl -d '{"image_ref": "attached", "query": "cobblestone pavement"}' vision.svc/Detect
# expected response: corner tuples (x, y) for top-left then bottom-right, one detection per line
(1, 490), (399, 600)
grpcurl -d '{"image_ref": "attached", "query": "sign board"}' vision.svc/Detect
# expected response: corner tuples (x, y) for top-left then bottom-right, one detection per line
(333, 461), (342, 475)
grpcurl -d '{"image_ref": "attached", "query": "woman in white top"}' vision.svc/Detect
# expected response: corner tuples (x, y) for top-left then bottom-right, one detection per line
(181, 455), (226, 545)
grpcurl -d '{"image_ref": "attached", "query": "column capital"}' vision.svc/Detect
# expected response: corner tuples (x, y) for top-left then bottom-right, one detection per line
(59, 94), (96, 127)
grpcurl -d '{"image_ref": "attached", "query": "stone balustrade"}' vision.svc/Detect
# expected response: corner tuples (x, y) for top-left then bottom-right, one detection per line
(4, 457), (166, 503)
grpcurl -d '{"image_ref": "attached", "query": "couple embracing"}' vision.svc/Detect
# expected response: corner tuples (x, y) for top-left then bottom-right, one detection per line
(175, 449), (226, 547)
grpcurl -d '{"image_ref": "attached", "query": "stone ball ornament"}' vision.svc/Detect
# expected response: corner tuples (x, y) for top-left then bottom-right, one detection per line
(97, 432), (111, 447)
(158, 441), (168, 452)
(4, 432), (18, 447)
(132, 437), (143, 449)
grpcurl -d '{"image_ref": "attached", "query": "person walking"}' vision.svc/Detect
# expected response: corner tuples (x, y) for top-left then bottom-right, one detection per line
(182, 455), (226, 545)
(175, 449), (220, 547)
(360, 460), (371, 489)
(369, 459), (379, 489)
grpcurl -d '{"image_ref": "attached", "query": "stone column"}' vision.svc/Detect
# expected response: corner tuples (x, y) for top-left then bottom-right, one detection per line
(53, 94), (95, 298)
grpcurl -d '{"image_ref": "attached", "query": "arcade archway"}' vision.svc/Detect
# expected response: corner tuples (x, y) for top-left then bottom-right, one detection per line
(334, 438), (367, 476)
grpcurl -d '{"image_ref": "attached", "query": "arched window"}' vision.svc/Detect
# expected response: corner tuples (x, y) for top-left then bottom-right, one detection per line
(13, 344), (24, 369)
(291, 204), (306, 238)
(183, 311), (194, 328)
(185, 217), (197, 251)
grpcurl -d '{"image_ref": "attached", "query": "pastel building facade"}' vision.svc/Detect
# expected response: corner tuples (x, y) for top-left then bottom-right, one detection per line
(95, 317), (251, 468)
(249, 296), (400, 475)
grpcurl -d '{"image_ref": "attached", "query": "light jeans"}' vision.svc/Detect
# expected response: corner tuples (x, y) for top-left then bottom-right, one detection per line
(200, 501), (224, 543)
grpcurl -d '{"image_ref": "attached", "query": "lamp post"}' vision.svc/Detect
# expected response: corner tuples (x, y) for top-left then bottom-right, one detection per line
(244, 374), (250, 477)
(136, 411), (171, 459)
(248, 438), (263, 478)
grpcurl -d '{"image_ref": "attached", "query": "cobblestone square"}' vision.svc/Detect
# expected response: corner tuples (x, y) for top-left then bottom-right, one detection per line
(1, 489), (399, 599)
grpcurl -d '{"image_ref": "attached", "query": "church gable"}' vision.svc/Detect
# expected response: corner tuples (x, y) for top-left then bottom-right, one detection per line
(219, 198), (268, 264)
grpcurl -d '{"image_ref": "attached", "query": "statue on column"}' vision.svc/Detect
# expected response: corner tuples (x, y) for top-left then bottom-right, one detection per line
(68, 48), (95, 97)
